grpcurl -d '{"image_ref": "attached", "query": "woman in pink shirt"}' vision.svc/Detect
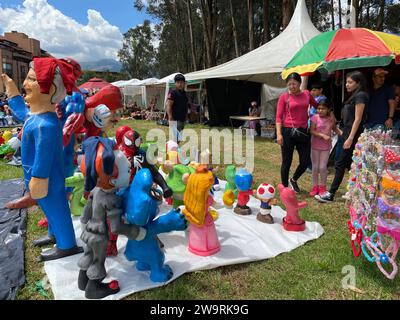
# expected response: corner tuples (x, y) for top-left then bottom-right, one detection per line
(276, 73), (318, 192)
(309, 100), (342, 197)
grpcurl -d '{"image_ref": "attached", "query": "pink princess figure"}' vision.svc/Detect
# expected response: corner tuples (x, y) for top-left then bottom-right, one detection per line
(183, 165), (220, 256)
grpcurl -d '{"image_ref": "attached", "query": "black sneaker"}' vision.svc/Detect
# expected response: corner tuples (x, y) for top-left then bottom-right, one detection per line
(315, 191), (334, 203)
(289, 178), (300, 193)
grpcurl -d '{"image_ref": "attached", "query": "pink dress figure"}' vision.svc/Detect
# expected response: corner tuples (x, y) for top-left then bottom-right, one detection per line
(278, 184), (307, 231)
(188, 195), (220, 256)
(183, 166), (220, 256)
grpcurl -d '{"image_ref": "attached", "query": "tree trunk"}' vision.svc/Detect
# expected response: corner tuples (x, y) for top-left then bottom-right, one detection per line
(200, 0), (217, 67)
(376, 0), (385, 31)
(330, 0), (335, 30)
(356, 0), (363, 27)
(177, 2), (190, 72)
(248, 0), (254, 51)
(186, 0), (197, 71)
(229, 0), (240, 57)
(345, 0), (351, 28)
(338, 0), (343, 29)
(282, 0), (294, 29)
(263, 0), (270, 43)
(366, 1), (371, 29)
(310, 0), (316, 22)
(174, 0), (180, 71)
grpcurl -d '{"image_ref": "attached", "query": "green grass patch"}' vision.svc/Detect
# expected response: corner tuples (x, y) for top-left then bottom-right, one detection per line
(2, 120), (399, 300)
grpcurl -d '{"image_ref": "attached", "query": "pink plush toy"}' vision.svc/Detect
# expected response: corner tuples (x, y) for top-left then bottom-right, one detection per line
(278, 184), (307, 232)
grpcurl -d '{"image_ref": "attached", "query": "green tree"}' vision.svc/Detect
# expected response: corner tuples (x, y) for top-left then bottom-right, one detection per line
(385, 3), (400, 33)
(118, 19), (156, 78)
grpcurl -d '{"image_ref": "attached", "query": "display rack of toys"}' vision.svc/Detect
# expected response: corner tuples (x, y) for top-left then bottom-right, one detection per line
(345, 128), (400, 280)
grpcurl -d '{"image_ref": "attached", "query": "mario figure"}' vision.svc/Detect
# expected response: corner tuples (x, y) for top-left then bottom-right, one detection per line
(233, 168), (254, 216)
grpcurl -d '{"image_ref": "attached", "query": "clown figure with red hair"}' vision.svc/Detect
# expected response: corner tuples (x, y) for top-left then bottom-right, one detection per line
(3, 57), (83, 261)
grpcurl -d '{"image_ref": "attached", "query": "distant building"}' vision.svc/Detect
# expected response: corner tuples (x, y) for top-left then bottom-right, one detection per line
(0, 31), (50, 90)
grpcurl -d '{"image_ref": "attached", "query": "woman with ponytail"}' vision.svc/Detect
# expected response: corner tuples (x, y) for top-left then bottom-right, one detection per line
(316, 71), (369, 203)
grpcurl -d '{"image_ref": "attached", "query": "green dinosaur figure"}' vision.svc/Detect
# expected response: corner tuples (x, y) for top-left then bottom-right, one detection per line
(224, 165), (238, 198)
(166, 164), (195, 208)
(65, 172), (87, 217)
(0, 143), (15, 157)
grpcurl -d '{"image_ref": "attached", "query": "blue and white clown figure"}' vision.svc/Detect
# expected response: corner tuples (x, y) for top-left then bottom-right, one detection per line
(2, 58), (82, 261)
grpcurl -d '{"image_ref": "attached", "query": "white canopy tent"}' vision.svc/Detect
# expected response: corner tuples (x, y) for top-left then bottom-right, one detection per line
(112, 79), (144, 107)
(112, 73), (203, 111)
(141, 73), (203, 110)
(184, 0), (320, 120)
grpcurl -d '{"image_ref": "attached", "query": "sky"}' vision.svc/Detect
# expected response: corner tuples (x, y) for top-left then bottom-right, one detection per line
(0, 0), (155, 61)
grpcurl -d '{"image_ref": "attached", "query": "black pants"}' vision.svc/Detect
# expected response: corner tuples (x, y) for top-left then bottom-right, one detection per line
(329, 133), (360, 195)
(281, 127), (311, 187)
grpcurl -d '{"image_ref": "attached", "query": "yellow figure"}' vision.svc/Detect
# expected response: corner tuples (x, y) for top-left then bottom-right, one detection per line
(183, 165), (220, 256)
(183, 165), (214, 226)
(2, 130), (12, 142)
(222, 189), (235, 207)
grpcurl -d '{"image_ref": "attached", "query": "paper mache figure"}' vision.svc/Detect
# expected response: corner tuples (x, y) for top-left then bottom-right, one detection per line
(78, 136), (147, 299)
(124, 168), (187, 282)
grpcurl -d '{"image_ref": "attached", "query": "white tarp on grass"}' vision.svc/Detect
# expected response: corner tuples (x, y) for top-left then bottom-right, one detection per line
(44, 181), (324, 300)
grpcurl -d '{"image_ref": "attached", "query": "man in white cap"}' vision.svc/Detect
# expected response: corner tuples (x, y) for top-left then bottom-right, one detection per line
(366, 68), (396, 129)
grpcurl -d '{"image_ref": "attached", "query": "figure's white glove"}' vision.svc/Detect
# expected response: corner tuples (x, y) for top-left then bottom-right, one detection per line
(92, 104), (111, 128)
(133, 154), (145, 170)
(7, 136), (21, 150)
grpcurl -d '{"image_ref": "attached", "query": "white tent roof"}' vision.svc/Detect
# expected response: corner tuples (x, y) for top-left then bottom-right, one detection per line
(135, 77), (160, 86)
(110, 80), (127, 87)
(111, 78), (141, 88)
(159, 73), (180, 84)
(185, 0), (320, 85)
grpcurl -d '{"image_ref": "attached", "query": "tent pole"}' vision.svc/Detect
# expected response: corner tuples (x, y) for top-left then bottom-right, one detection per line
(342, 70), (345, 103)
(300, 76), (309, 91)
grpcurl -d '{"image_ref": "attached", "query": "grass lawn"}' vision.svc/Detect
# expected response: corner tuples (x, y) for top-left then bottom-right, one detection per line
(1, 119), (399, 300)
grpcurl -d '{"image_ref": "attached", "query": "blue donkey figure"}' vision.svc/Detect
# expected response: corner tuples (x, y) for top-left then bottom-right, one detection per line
(124, 168), (187, 282)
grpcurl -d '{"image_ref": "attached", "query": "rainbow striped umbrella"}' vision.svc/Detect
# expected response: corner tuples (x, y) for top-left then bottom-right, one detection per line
(282, 28), (400, 79)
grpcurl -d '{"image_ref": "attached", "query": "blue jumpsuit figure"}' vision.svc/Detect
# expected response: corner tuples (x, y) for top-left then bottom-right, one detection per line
(7, 67), (82, 261)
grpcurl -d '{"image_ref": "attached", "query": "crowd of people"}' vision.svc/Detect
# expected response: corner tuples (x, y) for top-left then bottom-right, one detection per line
(121, 78), (203, 127)
(276, 68), (399, 203)
(0, 95), (18, 127)
(123, 99), (163, 120)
